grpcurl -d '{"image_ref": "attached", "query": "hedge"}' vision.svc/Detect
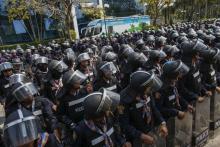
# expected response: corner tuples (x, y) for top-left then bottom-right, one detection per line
(0, 38), (65, 50)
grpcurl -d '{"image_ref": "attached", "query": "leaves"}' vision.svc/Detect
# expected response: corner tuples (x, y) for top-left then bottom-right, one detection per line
(82, 7), (103, 20)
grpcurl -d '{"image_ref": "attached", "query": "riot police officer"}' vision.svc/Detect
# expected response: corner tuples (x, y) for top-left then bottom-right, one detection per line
(4, 107), (63, 147)
(143, 50), (167, 76)
(0, 62), (14, 103)
(56, 70), (88, 146)
(73, 90), (131, 147)
(34, 56), (49, 92)
(156, 60), (193, 120)
(76, 52), (96, 82)
(119, 71), (168, 146)
(94, 61), (119, 92)
(179, 40), (211, 102)
(43, 60), (67, 104)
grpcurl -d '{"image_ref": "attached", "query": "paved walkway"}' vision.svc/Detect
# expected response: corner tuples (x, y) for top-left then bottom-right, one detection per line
(205, 134), (220, 147)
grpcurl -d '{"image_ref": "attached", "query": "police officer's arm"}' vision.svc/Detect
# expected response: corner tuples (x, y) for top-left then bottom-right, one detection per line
(150, 97), (165, 124)
(118, 104), (142, 140)
(56, 100), (74, 127)
(42, 98), (59, 131)
(178, 77), (198, 101)
(202, 71), (217, 91)
(179, 96), (189, 111)
(155, 92), (179, 118)
(111, 117), (127, 146)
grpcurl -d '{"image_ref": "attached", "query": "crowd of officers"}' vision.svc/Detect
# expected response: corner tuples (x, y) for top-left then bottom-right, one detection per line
(0, 21), (220, 147)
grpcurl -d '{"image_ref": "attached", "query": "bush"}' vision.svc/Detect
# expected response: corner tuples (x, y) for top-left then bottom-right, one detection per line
(0, 38), (64, 50)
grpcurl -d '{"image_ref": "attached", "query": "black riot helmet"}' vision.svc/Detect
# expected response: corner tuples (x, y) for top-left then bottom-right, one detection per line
(64, 48), (74, 55)
(99, 61), (117, 79)
(180, 40), (206, 58)
(77, 52), (91, 63)
(4, 108), (41, 147)
(48, 60), (68, 74)
(130, 71), (163, 93)
(188, 29), (198, 39)
(63, 53), (76, 68)
(84, 90), (120, 119)
(62, 70), (87, 89)
(85, 48), (94, 58)
(11, 82), (38, 103)
(35, 56), (48, 65)
(57, 70), (87, 98)
(31, 54), (40, 65)
(155, 36), (167, 47)
(99, 88), (120, 112)
(126, 52), (147, 73)
(200, 47), (220, 63)
(102, 51), (118, 62)
(35, 56), (48, 72)
(149, 50), (167, 62)
(12, 58), (24, 73)
(9, 73), (30, 86)
(119, 44), (134, 58)
(162, 60), (190, 79)
(0, 62), (13, 73)
(101, 45), (113, 55)
(163, 45), (180, 57)
(136, 39), (145, 50)
(145, 35), (155, 47)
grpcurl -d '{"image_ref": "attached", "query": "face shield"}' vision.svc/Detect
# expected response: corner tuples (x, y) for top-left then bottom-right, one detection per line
(175, 60), (190, 76)
(9, 74), (30, 86)
(3, 109), (41, 147)
(12, 82), (38, 102)
(141, 73), (163, 92)
(66, 70), (87, 87)
(78, 53), (91, 62)
(100, 88), (120, 112)
(0, 62), (13, 73)
(35, 57), (48, 65)
(100, 62), (117, 76)
(55, 61), (68, 73)
(12, 60), (24, 72)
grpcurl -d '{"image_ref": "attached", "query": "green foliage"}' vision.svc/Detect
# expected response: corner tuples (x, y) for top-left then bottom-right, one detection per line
(7, 0), (30, 22)
(128, 23), (157, 32)
(69, 29), (76, 40)
(0, 38), (63, 50)
(82, 7), (103, 20)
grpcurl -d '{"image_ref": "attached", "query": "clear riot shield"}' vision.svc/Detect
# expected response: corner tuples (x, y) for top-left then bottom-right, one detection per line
(167, 112), (193, 147)
(210, 91), (220, 138)
(0, 104), (4, 134)
(192, 96), (210, 146)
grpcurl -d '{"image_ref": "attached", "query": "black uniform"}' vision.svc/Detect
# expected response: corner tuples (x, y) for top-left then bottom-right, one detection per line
(74, 118), (126, 147)
(93, 77), (119, 92)
(156, 79), (188, 120)
(29, 96), (58, 133)
(57, 92), (86, 126)
(119, 86), (165, 141)
(178, 61), (206, 102)
(0, 77), (10, 102)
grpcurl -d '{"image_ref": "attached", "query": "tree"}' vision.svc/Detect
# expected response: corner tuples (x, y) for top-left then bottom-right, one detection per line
(82, 7), (103, 20)
(7, 0), (81, 40)
(140, 0), (175, 25)
(48, 0), (80, 39)
(173, 0), (220, 21)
